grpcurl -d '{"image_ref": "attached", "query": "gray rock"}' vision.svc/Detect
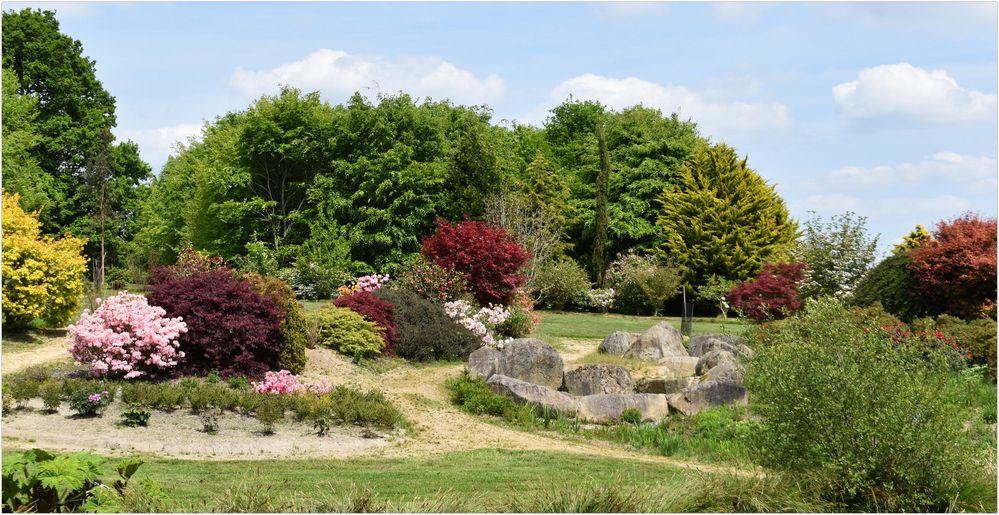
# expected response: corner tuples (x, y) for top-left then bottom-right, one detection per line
(599, 331), (637, 356)
(468, 346), (503, 380)
(564, 364), (635, 395)
(625, 322), (687, 361)
(702, 360), (745, 384)
(658, 356), (700, 377)
(575, 393), (670, 424)
(688, 334), (752, 358)
(498, 338), (565, 389)
(487, 375), (576, 413)
(670, 380), (748, 416)
(695, 349), (737, 376)
(636, 376), (698, 395)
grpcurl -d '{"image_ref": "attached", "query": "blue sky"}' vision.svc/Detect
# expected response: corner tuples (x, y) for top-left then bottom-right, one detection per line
(8, 1), (998, 254)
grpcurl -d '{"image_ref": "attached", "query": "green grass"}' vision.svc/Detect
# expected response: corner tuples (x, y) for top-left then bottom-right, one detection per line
(530, 310), (746, 343)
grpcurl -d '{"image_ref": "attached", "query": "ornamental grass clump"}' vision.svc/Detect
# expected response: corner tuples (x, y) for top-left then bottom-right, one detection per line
(68, 292), (188, 379)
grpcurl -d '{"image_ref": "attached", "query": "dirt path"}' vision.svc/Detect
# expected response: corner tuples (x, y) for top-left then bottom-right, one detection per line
(3, 340), (750, 476)
(2, 336), (72, 375)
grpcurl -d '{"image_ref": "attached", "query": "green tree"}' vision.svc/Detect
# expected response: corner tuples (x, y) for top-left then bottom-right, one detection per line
(1, 67), (51, 213)
(892, 224), (931, 255)
(592, 124), (610, 287)
(656, 143), (797, 285)
(792, 211), (879, 300)
(2, 8), (118, 234)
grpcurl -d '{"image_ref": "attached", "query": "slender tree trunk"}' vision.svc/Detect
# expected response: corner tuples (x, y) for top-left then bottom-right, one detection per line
(592, 125), (611, 288)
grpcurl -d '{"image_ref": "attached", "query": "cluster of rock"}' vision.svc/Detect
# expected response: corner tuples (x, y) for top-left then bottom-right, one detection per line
(467, 325), (750, 424)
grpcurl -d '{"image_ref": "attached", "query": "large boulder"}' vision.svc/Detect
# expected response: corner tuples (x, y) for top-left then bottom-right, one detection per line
(575, 393), (670, 424)
(702, 360), (745, 384)
(668, 380), (747, 416)
(599, 331), (636, 356)
(487, 375), (576, 413)
(688, 334), (753, 358)
(625, 323), (687, 361)
(564, 364), (634, 395)
(695, 349), (737, 376)
(636, 376), (697, 395)
(658, 356), (700, 377)
(499, 339), (565, 389)
(468, 346), (503, 380)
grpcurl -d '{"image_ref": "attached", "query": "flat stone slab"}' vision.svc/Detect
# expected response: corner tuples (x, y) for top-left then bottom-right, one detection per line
(658, 356), (699, 377)
(487, 374), (576, 413)
(637, 376), (698, 395)
(564, 364), (635, 395)
(575, 393), (670, 424)
(668, 380), (748, 416)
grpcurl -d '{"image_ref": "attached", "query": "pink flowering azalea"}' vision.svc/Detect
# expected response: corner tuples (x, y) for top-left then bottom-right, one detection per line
(254, 370), (334, 395)
(443, 300), (511, 349)
(68, 292), (187, 379)
(355, 274), (390, 292)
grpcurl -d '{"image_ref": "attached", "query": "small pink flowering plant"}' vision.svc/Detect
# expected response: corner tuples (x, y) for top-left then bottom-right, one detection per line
(253, 370), (334, 395)
(356, 273), (390, 292)
(443, 300), (512, 349)
(68, 388), (112, 416)
(68, 292), (188, 379)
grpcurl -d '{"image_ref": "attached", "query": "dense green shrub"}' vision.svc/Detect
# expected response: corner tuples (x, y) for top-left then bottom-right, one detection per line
(306, 306), (385, 361)
(851, 253), (938, 321)
(495, 306), (534, 338)
(120, 404), (151, 427)
(607, 252), (684, 315)
(255, 396), (285, 434)
(745, 298), (981, 511)
(533, 257), (590, 310)
(334, 291), (398, 354)
(38, 380), (61, 412)
(375, 288), (481, 361)
(68, 388), (113, 417)
(391, 255), (472, 304)
(913, 314), (997, 379)
(445, 370), (518, 417)
(244, 273), (309, 374)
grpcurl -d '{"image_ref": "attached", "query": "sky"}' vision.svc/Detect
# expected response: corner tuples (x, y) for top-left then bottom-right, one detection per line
(6, 1), (998, 254)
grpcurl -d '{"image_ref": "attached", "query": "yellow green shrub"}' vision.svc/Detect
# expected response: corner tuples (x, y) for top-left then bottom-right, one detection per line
(2, 191), (86, 328)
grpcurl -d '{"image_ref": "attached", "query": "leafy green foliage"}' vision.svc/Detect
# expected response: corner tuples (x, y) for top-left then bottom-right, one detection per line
(119, 404), (151, 428)
(792, 211), (879, 300)
(533, 257), (591, 310)
(375, 288), (481, 361)
(656, 143), (796, 286)
(306, 306), (385, 360)
(745, 298), (981, 511)
(38, 379), (62, 412)
(607, 252), (684, 315)
(2, 449), (143, 513)
(619, 407), (642, 424)
(243, 273), (309, 374)
(851, 253), (939, 321)
(255, 396), (285, 435)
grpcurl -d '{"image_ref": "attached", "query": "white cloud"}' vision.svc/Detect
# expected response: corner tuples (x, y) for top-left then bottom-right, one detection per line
(550, 73), (790, 133)
(833, 63), (997, 125)
(799, 194), (970, 219)
(229, 49), (505, 105)
(115, 123), (203, 172)
(828, 152), (998, 191)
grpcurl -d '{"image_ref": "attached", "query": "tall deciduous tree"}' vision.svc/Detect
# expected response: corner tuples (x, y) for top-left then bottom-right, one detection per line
(1, 68), (51, 213)
(2, 8), (117, 233)
(656, 143), (797, 286)
(592, 124), (611, 287)
(792, 211), (879, 300)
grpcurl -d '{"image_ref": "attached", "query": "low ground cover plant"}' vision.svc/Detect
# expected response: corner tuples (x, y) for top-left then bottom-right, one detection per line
(307, 306), (385, 360)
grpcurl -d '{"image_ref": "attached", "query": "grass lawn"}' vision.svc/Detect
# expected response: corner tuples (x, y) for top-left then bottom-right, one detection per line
(0, 448), (698, 511)
(531, 310), (747, 343)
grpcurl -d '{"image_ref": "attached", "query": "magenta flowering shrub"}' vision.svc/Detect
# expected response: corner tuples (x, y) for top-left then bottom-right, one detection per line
(356, 274), (390, 292)
(252, 370), (333, 395)
(68, 292), (188, 379)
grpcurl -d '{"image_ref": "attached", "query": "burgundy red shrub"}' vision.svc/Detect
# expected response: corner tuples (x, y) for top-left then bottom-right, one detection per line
(420, 219), (529, 305)
(908, 213), (997, 320)
(727, 262), (806, 322)
(147, 269), (285, 377)
(334, 291), (398, 355)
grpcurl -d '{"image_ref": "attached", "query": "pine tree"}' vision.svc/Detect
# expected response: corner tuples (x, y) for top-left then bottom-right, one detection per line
(592, 125), (611, 288)
(656, 143), (797, 286)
